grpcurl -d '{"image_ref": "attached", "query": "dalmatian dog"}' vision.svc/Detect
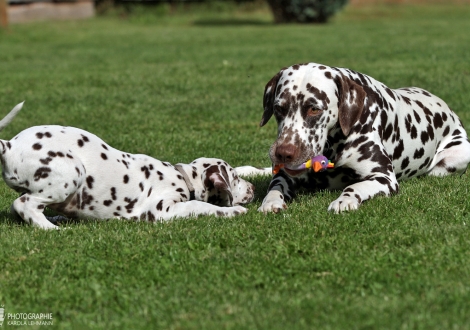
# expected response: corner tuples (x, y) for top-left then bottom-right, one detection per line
(258, 63), (470, 213)
(0, 102), (255, 229)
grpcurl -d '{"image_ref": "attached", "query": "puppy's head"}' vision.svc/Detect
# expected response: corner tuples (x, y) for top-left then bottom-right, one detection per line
(189, 158), (255, 206)
(260, 63), (366, 175)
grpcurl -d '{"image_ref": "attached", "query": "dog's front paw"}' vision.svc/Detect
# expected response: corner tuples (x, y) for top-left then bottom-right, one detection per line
(328, 195), (360, 213)
(217, 205), (247, 217)
(258, 191), (287, 214)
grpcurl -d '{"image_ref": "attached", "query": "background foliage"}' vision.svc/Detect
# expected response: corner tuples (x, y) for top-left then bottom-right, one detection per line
(266, 0), (348, 23)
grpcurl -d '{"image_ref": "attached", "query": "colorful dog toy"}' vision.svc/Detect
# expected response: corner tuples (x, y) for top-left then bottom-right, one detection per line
(273, 155), (334, 175)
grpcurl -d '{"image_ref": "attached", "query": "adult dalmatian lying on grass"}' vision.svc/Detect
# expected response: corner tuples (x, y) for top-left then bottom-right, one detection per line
(245, 62), (470, 214)
(0, 102), (256, 229)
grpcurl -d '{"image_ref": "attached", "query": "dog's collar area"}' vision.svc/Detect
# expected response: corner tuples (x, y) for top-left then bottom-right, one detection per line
(174, 164), (196, 201)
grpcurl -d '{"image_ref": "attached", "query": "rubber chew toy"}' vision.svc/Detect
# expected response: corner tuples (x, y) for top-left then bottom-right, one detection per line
(273, 155), (334, 175)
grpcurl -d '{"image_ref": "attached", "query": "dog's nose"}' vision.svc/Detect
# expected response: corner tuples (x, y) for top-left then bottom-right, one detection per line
(275, 144), (298, 163)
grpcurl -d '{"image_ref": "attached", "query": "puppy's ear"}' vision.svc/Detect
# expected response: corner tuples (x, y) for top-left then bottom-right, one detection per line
(335, 73), (366, 136)
(203, 165), (234, 206)
(260, 69), (285, 127)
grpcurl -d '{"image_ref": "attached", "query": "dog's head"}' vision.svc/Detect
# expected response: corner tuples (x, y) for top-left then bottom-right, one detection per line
(179, 158), (255, 206)
(260, 63), (366, 175)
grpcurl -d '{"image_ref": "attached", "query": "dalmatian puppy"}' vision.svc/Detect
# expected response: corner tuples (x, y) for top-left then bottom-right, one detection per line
(258, 63), (470, 213)
(0, 102), (255, 229)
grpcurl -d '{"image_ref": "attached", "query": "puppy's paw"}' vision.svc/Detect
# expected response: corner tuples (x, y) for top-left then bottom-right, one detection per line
(328, 196), (360, 214)
(35, 221), (60, 230)
(234, 166), (272, 177)
(217, 205), (247, 217)
(258, 191), (287, 214)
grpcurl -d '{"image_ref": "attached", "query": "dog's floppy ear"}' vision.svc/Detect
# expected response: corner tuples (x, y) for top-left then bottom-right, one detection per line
(260, 69), (285, 127)
(203, 165), (234, 206)
(335, 73), (366, 136)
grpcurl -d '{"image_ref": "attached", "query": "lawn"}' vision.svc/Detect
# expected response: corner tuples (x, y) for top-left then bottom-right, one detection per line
(1, 3), (470, 329)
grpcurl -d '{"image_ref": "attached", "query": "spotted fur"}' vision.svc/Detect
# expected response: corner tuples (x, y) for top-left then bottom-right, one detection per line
(0, 102), (254, 229)
(258, 63), (470, 213)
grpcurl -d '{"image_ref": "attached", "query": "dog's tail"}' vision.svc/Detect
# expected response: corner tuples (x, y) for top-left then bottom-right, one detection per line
(0, 101), (24, 133)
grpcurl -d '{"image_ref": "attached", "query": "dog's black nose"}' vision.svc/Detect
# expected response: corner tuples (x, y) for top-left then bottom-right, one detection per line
(275, 144), (298, 163)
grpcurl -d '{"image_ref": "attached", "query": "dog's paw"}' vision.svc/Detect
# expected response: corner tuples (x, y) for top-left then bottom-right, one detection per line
(328, 196), (360, 214)
(217, 205), (247, 217)
(234, 166), (272, 177)
(258, 191), (287, 214)
(34, 221), (60, 230)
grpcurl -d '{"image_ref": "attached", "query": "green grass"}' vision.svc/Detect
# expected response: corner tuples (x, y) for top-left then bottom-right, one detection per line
(1, 3), (470, 329)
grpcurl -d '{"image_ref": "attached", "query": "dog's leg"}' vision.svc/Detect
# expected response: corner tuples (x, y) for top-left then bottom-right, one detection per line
(328, 172), (398, 213)
(258, 173), (295, 213)
(328, 147), (399, 213)
(144, 200), (248, 221)
(12, 194), (59, 230)
(428, 137), (470, 176)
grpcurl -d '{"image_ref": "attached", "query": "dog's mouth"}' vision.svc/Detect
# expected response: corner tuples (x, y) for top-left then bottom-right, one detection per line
(283, 167), (308, 176)
(273, 155), (334, 177)
(273, 163), (308, 176)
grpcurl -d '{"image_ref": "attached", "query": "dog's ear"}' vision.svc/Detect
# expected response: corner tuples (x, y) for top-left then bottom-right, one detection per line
(203, 165), (234, 206)
(260, 69), (284, 127)
(335, 73), (366, 136)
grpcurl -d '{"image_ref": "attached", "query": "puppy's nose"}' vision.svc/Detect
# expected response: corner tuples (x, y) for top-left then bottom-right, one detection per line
(275, 144), (298, 163)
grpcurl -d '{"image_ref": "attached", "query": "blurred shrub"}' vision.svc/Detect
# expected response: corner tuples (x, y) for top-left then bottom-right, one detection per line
(266, 0), (348, 23)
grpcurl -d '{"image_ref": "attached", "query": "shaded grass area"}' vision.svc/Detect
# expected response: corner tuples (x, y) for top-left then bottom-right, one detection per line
(0, 4), (470, 329)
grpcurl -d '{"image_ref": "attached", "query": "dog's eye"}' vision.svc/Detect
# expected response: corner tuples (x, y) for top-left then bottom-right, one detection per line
(307, 108), (322, 117)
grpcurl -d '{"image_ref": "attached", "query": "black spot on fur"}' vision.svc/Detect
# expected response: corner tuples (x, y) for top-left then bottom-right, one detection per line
(420, 131), (429, 144)
(141, 166), (151, 179)
(413, 148), (425, 159)
(442, 126), (450, 137)
(124, 197), (138, 213)
(86, 176), (94, 189)
(40, 157), (52, 165)
(444, 141), (462, 149)
(33, 167), (51, 181)
(433, 113), (443, 129)
(156, 200), (163, 211)
(32, 143), (42, 150)
(401, 157), (410, 170)
(392, 140), (404, 160)
(110, 187), (117, 200)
